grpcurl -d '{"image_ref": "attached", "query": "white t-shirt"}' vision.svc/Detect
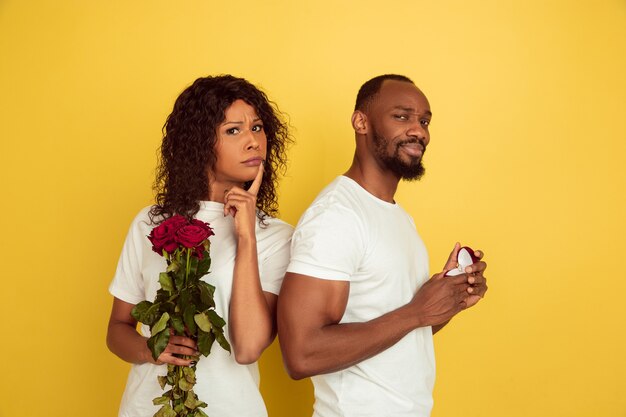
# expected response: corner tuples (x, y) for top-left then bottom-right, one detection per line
(287, 176), (435, 417)
(109, 202), (293, 417)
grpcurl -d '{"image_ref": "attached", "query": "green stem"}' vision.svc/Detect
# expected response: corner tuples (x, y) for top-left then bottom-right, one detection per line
(185, 249), (191, 286)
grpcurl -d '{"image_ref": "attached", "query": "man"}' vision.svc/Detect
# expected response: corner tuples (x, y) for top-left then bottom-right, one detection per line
(277, 74), (488, 417)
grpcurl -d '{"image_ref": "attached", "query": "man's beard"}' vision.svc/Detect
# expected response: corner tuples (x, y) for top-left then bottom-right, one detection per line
(372, 131), (426, 181)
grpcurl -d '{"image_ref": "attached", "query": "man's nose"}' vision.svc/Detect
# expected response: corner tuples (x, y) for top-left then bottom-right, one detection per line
(407, 122), (429, 145)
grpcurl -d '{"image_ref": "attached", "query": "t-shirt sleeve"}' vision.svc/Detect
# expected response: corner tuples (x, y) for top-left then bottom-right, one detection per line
(108, 211), (149, 305)
(258, 221), (293, 295)
(287, 203), (365, 281)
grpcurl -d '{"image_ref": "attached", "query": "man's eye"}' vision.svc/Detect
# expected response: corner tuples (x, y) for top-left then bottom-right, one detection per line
(421, 120), (430, 126)
(252, 124), (264, 132)
(394, 114), (408, 121)
(226, 128), (239, 135)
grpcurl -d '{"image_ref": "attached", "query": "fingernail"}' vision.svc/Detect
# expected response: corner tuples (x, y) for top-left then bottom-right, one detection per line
(468, 276), (475, 284)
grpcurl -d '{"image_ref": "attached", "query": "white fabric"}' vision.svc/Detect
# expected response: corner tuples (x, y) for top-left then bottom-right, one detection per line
(109, 202), (293, 417)
(288, 176), (435, 417)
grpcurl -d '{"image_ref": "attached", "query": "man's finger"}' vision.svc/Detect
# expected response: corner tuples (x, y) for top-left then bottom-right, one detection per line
(465, 261), (487, 274)
(247, 162), (264, 196)
(442, 242), (461, 273)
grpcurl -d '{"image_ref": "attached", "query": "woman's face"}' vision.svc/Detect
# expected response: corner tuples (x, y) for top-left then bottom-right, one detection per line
(211, 99), (267, 190)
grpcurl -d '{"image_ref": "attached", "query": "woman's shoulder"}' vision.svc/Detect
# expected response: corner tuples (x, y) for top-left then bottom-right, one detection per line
(256, 214), (294, 240)
(126, 205), (161, 234)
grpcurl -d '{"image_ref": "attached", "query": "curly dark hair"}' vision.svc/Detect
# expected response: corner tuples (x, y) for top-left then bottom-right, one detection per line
(149, 75), (292, 224)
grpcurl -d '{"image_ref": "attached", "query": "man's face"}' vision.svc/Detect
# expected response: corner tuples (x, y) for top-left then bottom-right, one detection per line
(367, 80), (431, 181)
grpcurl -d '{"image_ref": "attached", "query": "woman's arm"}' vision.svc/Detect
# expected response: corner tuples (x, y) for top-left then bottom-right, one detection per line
(106, 297), (198, 366)
(224, 165), (277, 364)
(229, 235), (278, 364)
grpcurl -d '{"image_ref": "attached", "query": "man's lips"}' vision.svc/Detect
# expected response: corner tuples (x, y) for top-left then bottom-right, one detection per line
(398, 141), (425, 157)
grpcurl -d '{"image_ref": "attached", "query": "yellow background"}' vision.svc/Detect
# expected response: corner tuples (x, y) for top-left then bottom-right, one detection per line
(1, 1), (625, 416)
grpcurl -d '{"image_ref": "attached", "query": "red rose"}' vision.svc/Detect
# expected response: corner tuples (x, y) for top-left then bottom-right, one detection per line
(191, 219), (214, 238)
(175, 224), (211, 249)
(148, 215), (189, 255)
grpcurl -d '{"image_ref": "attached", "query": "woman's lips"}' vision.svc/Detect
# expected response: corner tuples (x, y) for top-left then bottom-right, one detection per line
(242, 157), (264, 166)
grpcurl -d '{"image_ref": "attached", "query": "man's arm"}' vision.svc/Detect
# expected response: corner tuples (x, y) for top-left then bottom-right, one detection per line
(277, 270), (472, 380)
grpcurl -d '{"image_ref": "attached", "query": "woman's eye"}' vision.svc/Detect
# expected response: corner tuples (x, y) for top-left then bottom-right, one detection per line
(252, 124), (264, 132)
(226, 127), (239, 135)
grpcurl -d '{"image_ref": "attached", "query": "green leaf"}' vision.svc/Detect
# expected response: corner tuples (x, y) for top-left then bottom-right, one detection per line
(155, 404), (177, 417)
(184, 391), (201, 409)
(174, 271), (185, 291)
(155, 289), (170, 304)
(178, 377), (193, 392)
(183, 366), (196, 383)
(166, 301), (179, 315)
(198, 281), (216, 308)
(158, 376), (168, 390)
(197, 330), (215, 356)
(153, 396), (170, 406)
(166, 260), (180, 273)
(194, 408), (209, 417)
(147, 329), (170, 361)
(152, 312), (170, 335)
(139, 302), (161, 326)
(214, 328), (231, 353)
(197, 255), (211, 277)
(159, 273), (175, 292)
(131, 301), (153, 321)
(194, 313), (212, 332)
(170, 315), (185, 334)
(183, 304), (197, 335)
(178, 290), (191, 311)
(206, 309), (226, 328)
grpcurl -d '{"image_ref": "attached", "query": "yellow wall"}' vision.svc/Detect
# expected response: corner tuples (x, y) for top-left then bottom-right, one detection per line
(1, 1), (625, 416)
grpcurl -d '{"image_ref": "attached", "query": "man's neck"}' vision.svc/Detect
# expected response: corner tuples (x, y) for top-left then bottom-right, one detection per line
(344, 157), (399, 203)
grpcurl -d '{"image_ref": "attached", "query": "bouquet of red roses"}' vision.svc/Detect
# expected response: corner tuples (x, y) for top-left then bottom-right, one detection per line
(131, 215), (230, 417)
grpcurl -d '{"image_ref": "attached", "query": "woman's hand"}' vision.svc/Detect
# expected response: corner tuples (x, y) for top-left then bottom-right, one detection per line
(154, 330), (199, 366)
(224, 163), (263, 239)
(107, 298), (200, 366)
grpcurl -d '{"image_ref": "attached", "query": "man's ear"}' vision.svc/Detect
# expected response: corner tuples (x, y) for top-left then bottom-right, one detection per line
(351, 110), (368, 134)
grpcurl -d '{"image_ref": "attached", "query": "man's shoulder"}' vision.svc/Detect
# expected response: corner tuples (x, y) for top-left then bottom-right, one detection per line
(309, 176), (366, 211)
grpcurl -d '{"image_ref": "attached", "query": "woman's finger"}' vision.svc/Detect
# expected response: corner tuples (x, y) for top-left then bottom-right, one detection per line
(247, 162), (264, 196)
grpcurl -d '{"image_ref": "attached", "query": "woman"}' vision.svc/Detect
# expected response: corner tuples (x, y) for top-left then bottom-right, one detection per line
(107, 75), (293, 417)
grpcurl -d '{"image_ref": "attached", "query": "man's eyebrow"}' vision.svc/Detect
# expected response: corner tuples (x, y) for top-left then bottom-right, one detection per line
(393, 106), (432, 117)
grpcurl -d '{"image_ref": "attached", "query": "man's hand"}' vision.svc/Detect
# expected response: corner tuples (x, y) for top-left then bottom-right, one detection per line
(410, 270), (471, 327)
(463, 248), (488, 308)
(423, 244), (489, 334)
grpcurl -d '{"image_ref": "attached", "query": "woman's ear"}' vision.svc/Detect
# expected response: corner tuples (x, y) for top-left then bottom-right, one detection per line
(351, 110), (368, 135)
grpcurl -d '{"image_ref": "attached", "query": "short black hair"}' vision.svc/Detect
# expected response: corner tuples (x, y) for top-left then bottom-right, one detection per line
(354, 74), (414, 111)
